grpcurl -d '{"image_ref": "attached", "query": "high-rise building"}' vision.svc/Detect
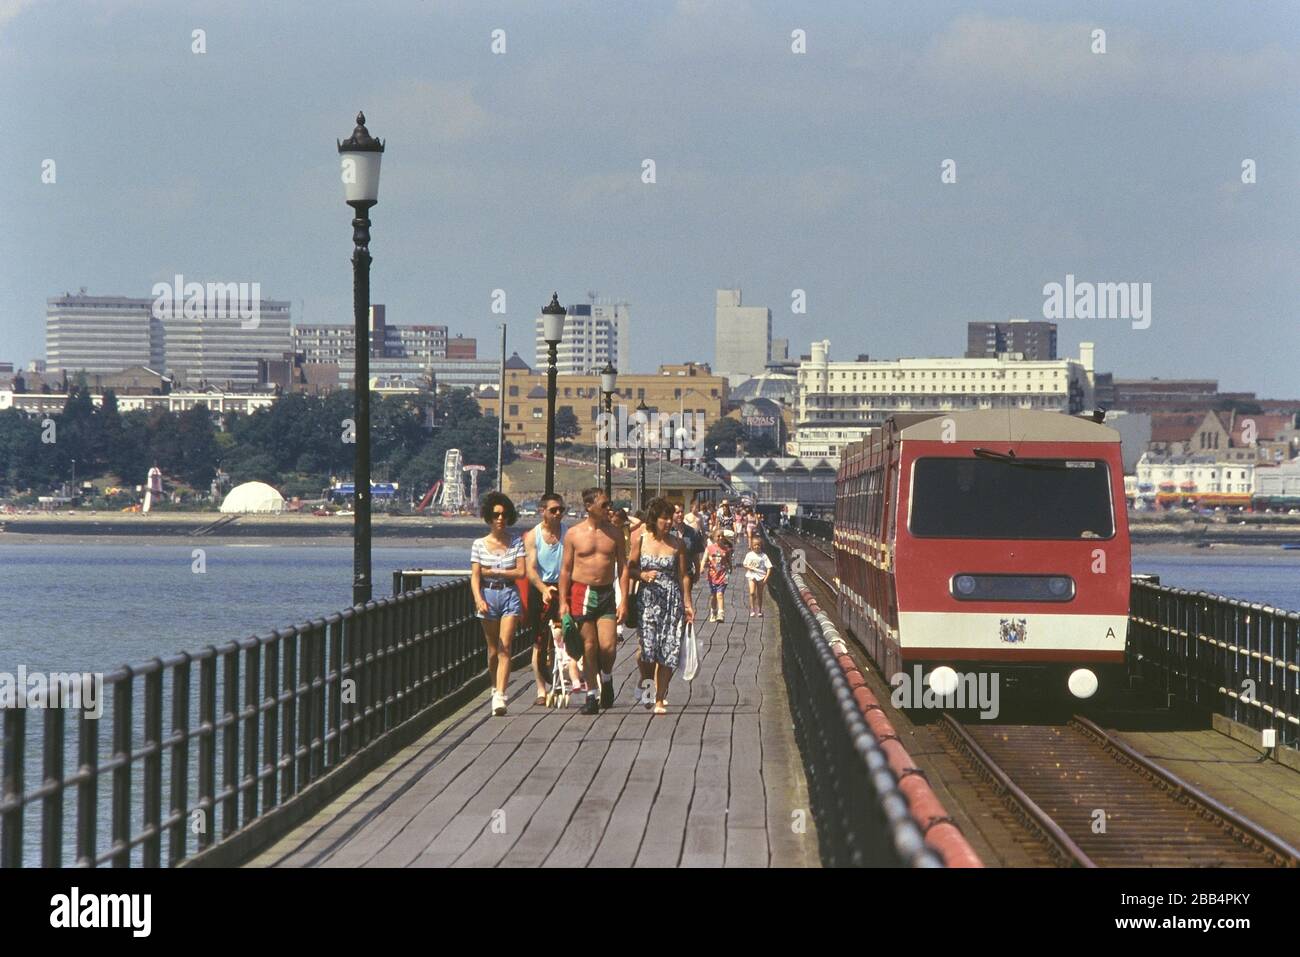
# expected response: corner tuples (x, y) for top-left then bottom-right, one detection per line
(534, 299), (629, 375)
(46, 293), (153, 374)
(714, 288), (771, 387)
(47, 290), (290, 388)
(160, 301), (291, 389)
(965, 319), (1057, 360)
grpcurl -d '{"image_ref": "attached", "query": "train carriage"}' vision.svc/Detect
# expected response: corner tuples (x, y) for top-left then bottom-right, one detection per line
(834, 410), (1130, 701)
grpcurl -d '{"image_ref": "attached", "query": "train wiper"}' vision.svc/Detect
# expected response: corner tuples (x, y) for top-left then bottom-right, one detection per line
(971, 448), (1067, 470)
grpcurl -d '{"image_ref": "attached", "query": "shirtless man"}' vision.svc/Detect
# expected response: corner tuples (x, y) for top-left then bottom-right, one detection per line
(559, 487), (627, 715)
(524, 492), (566, 704)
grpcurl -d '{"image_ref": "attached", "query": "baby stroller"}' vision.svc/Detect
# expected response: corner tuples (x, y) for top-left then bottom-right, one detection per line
(545, 620), (582, 709)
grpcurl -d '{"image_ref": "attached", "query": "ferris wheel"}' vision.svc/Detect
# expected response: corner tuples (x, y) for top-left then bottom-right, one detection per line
(435, 449), (464, 510)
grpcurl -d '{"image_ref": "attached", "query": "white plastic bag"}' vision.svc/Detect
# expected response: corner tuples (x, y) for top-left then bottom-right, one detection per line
(682, 620), (699, 682)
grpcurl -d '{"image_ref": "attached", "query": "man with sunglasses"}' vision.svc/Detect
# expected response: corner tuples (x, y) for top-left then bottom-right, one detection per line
(524, 492), (567, 704)
(559, 487), (627, 714)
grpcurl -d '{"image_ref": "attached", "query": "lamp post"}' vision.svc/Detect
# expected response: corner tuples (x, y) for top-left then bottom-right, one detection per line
(600, 362), (617, 499)
(541, 293), (566, 494)
(636, 399), (649, 511)
(338, 111), (384, 605)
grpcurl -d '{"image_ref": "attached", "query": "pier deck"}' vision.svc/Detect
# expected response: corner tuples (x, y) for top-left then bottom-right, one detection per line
(247, 586), (819, 868)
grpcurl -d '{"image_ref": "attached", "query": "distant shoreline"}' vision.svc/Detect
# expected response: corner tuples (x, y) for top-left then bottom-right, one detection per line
(0, 513), (486, 542)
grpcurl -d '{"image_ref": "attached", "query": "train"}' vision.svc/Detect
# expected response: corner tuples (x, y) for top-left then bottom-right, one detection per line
(832, 410), (1130, 703)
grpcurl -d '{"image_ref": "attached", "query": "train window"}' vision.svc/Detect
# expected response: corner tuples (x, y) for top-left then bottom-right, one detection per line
(909, 457), (1114, 540)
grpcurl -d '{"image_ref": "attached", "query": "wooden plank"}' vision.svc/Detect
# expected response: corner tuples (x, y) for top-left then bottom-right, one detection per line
(406, 738), (553, 867)
(587, 716), (677, 867)
(634, 711), (704, 867)
(543, 710), (642, 866)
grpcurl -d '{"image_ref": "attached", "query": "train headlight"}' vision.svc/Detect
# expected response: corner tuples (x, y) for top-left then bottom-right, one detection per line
(954, 575), (977, 596)
(1047, 577), (1072, 598)
(928, 666), (960, 697)
(1068, 668), (1099, 699)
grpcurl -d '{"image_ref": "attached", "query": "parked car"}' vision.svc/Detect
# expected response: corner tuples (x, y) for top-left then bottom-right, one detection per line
(518, 500), (539, 517)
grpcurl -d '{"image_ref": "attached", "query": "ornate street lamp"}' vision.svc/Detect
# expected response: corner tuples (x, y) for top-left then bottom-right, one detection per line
(541, 293), (566, 494)
(600, 362), (618, 498)
(338, 111), (384, 605)
(635, 399), (649, 511)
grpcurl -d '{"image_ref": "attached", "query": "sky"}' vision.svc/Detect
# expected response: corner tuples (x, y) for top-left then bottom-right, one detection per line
(2, 0), (1298, 394)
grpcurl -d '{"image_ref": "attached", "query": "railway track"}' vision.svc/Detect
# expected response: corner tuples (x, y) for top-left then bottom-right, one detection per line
(774, 527), (1300, 868)
(939, 714), (1298, 867)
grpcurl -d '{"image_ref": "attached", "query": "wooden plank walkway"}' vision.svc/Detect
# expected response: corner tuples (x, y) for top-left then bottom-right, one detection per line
(247, 577), (819, 868)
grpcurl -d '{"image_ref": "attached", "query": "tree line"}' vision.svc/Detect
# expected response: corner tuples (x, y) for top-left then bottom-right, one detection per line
(0, 386), (510, 503)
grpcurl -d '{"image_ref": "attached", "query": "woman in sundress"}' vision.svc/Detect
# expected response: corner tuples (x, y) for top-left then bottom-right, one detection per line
(622, 497), (695, 714)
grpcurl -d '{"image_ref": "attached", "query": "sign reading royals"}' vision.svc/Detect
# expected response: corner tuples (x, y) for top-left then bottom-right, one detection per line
(998, 618), (1028, 643)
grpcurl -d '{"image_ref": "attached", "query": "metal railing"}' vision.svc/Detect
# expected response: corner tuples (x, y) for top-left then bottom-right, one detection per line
(1, 577), (534, 868)
(1129, 578), (1300, 749)
(763, 532), (940, 867)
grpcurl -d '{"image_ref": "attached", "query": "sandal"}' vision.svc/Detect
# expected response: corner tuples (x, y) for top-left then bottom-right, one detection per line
(653, 702), (668, 715)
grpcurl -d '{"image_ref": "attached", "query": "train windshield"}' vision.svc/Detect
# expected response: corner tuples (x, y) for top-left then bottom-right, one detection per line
(909, 457), (1115, 540)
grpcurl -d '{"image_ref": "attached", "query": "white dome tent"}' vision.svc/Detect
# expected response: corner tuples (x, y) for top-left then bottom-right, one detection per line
(219, 481), (285, 514)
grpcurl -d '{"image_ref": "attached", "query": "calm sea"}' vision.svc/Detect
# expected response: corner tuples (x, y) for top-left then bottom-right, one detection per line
(1131, 549), (1300, 612)
(0, 543), (477, 674)
(0, 542), (1295, 674)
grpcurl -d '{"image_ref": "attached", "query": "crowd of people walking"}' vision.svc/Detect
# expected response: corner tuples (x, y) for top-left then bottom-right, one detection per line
(469, 490), (772, 718)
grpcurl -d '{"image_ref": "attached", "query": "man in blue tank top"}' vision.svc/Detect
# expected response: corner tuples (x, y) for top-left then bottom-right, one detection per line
(525, 492), (566, 704)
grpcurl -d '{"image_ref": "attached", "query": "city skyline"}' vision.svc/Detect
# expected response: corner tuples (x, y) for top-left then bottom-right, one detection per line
(3, 2), (1297, 394)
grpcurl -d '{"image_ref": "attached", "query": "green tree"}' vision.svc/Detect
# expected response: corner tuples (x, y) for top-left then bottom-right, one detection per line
(0, 409), (45, 491)
(434, 387), (482, 427)
(175, 404), (219, 487)
(705, 417), (747, 457)
(555, 405), (581, 442)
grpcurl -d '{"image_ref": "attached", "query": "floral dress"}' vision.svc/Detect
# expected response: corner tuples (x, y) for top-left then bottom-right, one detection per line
(637, 549), (685, 669)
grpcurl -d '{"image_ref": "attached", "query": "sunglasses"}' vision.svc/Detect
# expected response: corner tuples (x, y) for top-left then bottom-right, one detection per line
(546, 506), (563, 514)
(491, 510), (507, 518)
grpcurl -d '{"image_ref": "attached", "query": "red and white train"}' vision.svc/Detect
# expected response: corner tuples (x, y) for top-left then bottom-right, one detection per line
(833, 410), (1130, 701)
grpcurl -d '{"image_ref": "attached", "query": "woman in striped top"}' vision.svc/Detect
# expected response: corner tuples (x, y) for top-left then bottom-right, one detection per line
(472, 492), (526, 717)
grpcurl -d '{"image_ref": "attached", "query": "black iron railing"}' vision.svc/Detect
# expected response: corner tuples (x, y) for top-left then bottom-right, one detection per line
(763, 533), (940, 867)
(1129, 578), (1300, 749)
(1, 578), (533, 868)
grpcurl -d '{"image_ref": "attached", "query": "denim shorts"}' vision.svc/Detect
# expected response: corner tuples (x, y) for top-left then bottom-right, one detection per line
(478, 583), (522, 620)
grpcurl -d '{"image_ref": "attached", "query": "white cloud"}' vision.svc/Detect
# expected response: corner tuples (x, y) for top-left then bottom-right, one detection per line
(921, 15), (1138, 96)
(373, 78), (494, 147)
(919, 14), (1299, 101)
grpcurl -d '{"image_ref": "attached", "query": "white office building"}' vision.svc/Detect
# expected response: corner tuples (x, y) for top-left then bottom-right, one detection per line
(46, 293), (154, 374)
(714, 288), (771, 387)
(161, 302), (292, 389)
(534, 299), (629, 376)
(791, 339), (1096, 460)
(47, 290), (291, 389)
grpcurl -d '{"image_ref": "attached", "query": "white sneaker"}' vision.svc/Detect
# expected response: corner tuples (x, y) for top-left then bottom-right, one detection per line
(491, 691), (507, 716)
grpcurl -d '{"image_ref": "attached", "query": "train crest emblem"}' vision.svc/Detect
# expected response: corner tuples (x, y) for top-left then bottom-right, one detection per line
(998, 618), (1028, 643)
